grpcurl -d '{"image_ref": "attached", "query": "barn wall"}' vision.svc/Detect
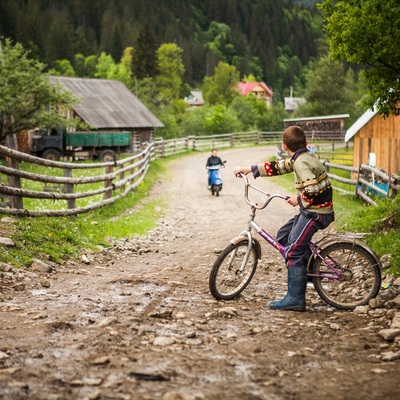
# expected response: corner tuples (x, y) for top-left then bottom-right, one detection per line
(353, 114), (400, 173)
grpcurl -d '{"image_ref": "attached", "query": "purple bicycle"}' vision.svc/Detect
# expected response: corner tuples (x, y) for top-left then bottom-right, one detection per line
(209, 174), (382, 310)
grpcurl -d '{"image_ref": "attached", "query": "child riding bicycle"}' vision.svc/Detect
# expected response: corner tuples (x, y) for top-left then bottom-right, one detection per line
(233, 126), (335, 311)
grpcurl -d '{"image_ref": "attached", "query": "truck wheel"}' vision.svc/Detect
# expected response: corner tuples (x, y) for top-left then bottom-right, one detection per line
(99, 150), (116, 162)
(42, 149), (61, 161)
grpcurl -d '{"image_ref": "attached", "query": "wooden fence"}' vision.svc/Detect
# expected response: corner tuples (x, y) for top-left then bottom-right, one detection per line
(0, 144), (153, 216)
(323, 161), (400, 206)
(153, 130), (345, 156)
(0, 130), (395, 216)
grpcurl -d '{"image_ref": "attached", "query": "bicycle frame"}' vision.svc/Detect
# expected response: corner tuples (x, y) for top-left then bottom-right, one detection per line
(209, 174), (381, 308)
(237, 174), (343, 281)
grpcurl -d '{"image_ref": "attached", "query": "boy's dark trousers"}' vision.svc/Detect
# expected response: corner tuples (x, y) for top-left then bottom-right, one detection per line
(277, 210), (335, 269)
(269, 210), (334, 311)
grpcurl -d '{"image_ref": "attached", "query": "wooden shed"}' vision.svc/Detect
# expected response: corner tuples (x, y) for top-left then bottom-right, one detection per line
(48, 76), (164, 153)
(345, 107), (400, 174)
(284, 114), (349, 140)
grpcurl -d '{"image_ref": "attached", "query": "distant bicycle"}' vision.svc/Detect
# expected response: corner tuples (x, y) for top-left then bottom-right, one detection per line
(209, 173), (381, 310)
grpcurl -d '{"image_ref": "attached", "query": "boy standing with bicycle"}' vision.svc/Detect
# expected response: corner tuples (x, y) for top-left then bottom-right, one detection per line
(233, 126), (334, 311)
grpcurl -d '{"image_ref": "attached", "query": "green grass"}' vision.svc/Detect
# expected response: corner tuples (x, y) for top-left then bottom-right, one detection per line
(339, 195), (400, 277)
(19, 159), (129, 211)
(1, 158), (170, 266)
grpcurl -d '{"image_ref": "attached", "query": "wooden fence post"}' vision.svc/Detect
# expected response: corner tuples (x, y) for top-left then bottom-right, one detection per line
(104, 164), (114, 200)
(5, 156), (23, 209)
(192, 136), (197, 151)
(63, 167), (76, 209)
(390, 173), (399, 198)
(354, 166), (361, 199)
(119, 164), (126, 192)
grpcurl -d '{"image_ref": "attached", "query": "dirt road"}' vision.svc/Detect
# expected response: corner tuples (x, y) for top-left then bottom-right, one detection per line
(0, 147), (399, 400)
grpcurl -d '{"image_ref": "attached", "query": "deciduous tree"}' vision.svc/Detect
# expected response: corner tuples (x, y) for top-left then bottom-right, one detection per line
(0, 39), (75, 142)
(156, 43), (185, 102)
(318, 0), (400, 116)
(202, 62), (240, 106)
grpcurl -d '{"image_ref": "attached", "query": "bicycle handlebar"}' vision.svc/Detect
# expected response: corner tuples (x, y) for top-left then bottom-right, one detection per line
(238, 173), (289, 210)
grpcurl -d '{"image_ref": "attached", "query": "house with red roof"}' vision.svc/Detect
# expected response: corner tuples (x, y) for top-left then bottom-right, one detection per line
(236, 81), (273, 107)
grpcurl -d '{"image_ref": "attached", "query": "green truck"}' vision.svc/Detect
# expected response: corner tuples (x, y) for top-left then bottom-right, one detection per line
(30, 129), (132, 161)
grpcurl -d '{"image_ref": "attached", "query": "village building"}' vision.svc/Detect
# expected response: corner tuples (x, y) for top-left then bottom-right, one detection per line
(345, 107), (400, 174)
(284, 96), (306, 114)
(184, 91), (204, 109)
(284, 86), (306, 114)
(284, 114), (349, 140)
(236, 81), (273, 107)
(20, 77), (164, 154)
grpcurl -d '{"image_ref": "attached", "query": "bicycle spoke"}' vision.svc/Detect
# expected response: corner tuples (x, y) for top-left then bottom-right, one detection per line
(312, 242), (381, 310)
(209, 241), (258, 300)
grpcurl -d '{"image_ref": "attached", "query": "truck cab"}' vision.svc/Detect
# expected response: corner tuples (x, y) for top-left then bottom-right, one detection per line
(31, 128), (64, 160)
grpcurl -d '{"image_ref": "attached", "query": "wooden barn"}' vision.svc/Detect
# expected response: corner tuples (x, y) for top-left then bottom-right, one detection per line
(345, 107), (400, 174)
(46, 76), (164, 153)
(284, 114), (349, 140)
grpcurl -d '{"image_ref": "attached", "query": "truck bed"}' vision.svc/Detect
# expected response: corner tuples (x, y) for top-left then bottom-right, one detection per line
(66, 132), (131, 147)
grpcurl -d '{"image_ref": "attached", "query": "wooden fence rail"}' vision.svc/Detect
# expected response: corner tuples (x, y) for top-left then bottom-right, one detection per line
(153, 131), (346, 155)
(0, 144), (153, 216)
(0, 129), (395, 216)
(323, 161), (400, 206)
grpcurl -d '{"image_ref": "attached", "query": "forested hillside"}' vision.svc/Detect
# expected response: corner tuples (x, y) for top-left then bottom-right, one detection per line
(0, 0), (323, 101)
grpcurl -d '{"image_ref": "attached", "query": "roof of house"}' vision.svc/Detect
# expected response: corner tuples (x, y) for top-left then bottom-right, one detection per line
(49, 76), (164, 129)
(344, 107), (378, 143)
(185, 90), (204, 105)
(284, 97), (306, 111)
(237, 81), (272, 97)
(284, 114), (350, 123)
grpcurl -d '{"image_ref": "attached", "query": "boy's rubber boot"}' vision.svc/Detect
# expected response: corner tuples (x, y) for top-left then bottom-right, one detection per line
(269, 267), (307, 311)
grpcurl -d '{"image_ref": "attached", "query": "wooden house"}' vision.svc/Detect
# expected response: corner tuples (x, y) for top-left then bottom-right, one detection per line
(48, 76), (164, 153)
(345, 107), (400, 174)
(284, 114), (349, 140)
(237, 81), (273, 107)
(184, 91), (204, 109)
(284, 96), (306, 114)
(284, 87), (306, 114)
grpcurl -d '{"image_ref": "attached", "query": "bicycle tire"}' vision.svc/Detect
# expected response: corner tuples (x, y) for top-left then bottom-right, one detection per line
(209, 240), (258, 300)
(311, 241), (381, 310)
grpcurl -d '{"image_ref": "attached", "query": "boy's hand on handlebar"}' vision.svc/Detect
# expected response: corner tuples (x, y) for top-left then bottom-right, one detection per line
(286, 196), (298, 207)
(234, 166), (251, 177)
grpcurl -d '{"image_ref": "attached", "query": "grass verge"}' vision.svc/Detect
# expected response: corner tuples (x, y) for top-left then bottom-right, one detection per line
(1, 158), (170, 266)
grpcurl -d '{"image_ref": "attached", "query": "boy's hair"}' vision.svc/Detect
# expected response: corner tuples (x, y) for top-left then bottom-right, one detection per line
(283, 126), (307, 152)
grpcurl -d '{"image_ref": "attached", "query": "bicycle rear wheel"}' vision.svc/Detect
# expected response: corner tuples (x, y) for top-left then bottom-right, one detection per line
(209, 240), (258, 300)
(311, 241), (381, 310)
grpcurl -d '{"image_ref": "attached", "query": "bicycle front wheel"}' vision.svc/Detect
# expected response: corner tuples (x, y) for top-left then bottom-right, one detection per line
(209, 240), (258, 300)
(311, 242), (381, 310)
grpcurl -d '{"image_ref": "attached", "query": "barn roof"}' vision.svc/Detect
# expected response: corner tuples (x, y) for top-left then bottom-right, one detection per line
(344, 107), (378, 143)
(49, 76), (164, 129)
(284, 114), (349, 123)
